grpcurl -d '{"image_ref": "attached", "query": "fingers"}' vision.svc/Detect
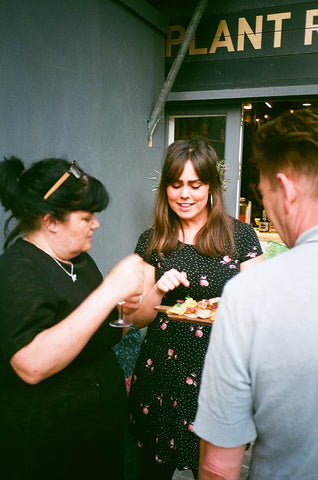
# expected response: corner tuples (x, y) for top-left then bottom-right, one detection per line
(156, 269), (189, 294)
(120, 294), (142, 308)
(107, 254), (144, 300)
(120, 294), (143, 316)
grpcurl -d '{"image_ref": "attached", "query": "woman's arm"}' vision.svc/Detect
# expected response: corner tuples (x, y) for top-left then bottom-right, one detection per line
(240, 253), (263, 271)
(125, 262), (162, 329)
(128, 261), (189, 330)
(10, 254), (143, 384)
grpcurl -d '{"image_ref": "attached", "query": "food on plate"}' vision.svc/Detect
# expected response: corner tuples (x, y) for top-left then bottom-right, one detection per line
(166, 296), (221, 322)
(166, 301), (187, 316)
(184, 306), (198, 319)
(166, 296), (196, 316)
(196, 298), (221, 321)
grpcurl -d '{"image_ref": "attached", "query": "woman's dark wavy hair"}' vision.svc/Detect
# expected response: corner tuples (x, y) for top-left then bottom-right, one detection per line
(146, 136), (234, 258)
(0, 156), (109, 249)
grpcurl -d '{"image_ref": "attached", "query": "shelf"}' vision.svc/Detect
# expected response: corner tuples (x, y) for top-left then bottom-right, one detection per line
(254, 229), (283, 244)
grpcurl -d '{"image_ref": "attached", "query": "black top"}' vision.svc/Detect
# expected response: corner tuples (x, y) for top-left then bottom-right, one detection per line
(0, 239), (125, 479)
(129, 220), (262, 471)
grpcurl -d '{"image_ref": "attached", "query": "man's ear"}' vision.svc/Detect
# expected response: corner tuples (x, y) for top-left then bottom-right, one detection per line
(43, 213), (58, 232)
(276, 172), (296, 213)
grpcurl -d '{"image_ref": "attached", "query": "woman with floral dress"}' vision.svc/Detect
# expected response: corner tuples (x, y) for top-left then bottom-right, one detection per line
(128, 137), (263, 480)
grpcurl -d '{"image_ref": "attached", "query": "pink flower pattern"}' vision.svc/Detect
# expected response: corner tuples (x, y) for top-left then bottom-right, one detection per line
(199, 275), (209, 286)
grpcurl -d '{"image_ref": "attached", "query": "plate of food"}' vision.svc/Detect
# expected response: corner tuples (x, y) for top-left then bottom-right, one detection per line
(155, 296), (221, 325)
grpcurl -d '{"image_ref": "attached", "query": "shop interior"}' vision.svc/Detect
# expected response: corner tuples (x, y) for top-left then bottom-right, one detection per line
(173, 98), (317, 235)
(241, 98), (318, 228)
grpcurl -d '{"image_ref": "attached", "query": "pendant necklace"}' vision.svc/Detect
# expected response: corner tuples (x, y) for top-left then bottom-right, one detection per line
(31, 241), (77, 282)
(49, 255), (77, 283)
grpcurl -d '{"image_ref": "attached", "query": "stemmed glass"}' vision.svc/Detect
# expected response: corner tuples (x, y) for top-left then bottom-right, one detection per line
(109, 301), (132, 328)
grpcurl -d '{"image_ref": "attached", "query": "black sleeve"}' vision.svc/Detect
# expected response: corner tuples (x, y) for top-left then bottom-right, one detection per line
(234, 219), (263, 263)
(134, 228), (159, 268)
(0, 254), (60, 360)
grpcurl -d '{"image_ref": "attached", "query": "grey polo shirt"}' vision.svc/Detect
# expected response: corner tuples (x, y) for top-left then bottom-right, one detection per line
(195, 225), (318, 479)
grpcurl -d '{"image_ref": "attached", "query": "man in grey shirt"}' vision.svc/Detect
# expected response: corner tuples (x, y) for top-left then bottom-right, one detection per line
(194, 108), (318, 480)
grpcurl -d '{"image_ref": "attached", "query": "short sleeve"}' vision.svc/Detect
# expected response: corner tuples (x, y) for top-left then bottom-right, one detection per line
(0, 242), (109, 361)
(234, 220), (263, 263)
(134, 229), (158, 267)
(194, 280), (257, 446)
(0, 255), (60, 360)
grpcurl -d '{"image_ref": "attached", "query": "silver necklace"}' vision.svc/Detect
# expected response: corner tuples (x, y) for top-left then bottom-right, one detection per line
(32, 241), (77, 282)
(49, 255), (77, 283)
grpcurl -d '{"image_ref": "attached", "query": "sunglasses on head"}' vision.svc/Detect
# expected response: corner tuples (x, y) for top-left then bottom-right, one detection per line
(43, 161), (83, 200)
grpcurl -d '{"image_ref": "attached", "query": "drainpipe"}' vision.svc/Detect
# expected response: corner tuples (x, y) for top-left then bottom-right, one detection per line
(147, 0), (209, 146)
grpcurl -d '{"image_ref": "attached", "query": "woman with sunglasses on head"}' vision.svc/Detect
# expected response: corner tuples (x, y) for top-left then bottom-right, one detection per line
(0, 156), (143, 480)
(128, 137), (263, 480)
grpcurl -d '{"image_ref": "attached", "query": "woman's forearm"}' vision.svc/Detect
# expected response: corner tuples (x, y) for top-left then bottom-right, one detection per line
(10, 280), (118, 383)
(130, 282), (165, 329)
(10, 254), (143, 384)
(128, 262), (190, 329)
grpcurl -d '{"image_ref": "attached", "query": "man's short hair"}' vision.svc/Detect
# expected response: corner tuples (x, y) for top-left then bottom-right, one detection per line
(252, 108), (318, 181)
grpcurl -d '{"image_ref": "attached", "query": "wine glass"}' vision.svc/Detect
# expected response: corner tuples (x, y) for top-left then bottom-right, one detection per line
(109, 301), (132, 328)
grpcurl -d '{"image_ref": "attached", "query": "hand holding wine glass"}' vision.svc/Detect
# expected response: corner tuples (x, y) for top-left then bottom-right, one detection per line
(109, 295), (143, 328)
(105, 254), (144, 328)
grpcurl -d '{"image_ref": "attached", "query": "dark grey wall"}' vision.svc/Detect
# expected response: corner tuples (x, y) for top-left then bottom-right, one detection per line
(0, 0), (166, 274)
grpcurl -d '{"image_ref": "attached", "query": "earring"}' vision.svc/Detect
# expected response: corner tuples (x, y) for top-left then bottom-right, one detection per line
(210, 193), (213, 206)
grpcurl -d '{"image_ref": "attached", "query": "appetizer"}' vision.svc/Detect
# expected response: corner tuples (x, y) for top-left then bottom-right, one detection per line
(167, 296), (221, 322)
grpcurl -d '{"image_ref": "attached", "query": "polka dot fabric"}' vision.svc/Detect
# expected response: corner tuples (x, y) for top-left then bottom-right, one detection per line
(129, 219), (262, 471)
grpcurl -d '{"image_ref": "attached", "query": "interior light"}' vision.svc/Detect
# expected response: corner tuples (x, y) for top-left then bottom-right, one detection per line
(265, 102), (272, 108)
(264, 114), (269, 119)
(243, 103), (253, 110)
(303, 103), (311, 107)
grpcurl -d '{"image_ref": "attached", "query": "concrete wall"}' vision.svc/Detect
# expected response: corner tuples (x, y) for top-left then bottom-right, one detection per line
(0, 0), (166, 275)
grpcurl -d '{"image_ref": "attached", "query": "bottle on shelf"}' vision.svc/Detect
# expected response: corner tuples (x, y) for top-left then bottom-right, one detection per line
(246, 200), (252, 224)
(239, 197), (252, 224)
(239, 197), (247, 223)
(259, 209), (270, 232)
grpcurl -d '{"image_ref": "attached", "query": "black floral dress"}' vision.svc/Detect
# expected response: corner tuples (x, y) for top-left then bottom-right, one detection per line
(129, 219), (262, 471)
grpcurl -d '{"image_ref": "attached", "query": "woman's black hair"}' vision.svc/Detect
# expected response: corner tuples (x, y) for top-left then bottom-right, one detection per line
(0, 156), (109, 249)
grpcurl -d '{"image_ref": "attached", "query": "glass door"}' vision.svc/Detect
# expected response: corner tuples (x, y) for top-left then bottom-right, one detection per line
(167, 104), (243, 217)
